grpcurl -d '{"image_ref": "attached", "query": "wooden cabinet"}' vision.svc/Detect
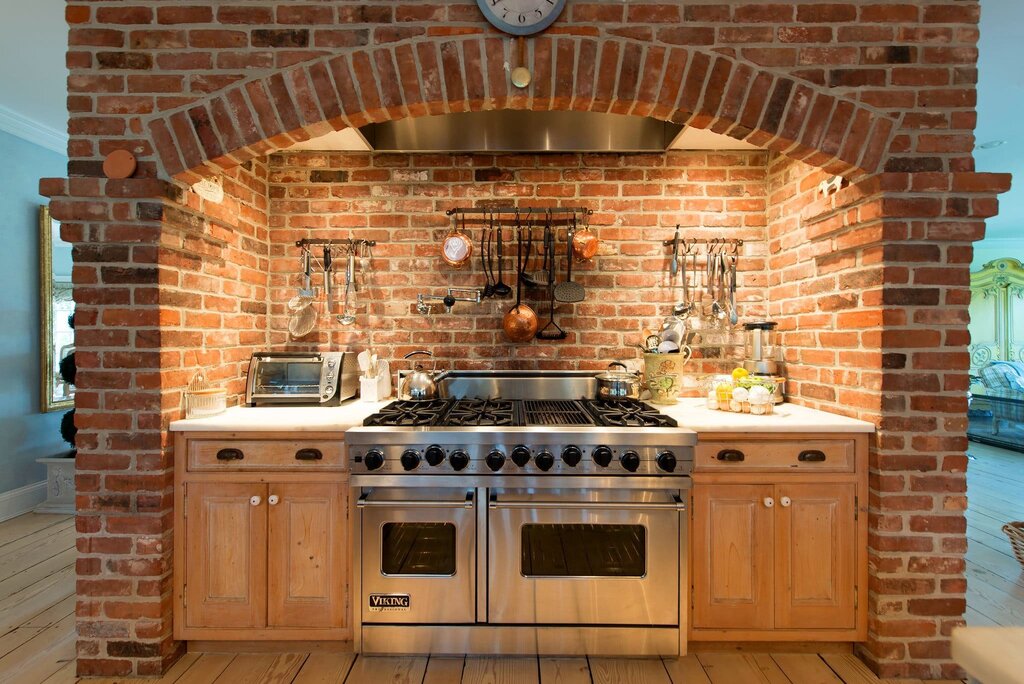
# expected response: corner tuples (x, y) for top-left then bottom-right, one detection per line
(690, 433), (868, 642)
(174, 433), (350, 641)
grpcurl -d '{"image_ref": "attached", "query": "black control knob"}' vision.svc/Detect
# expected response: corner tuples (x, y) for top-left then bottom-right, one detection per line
(656, 450), (677, 473)
(364, 449), (385, 471)
(400, 449), (420, 472)
(449, 450), (470, 471)
(561, 445), (582, 467)
(511, 446), (531, 468)
(535, 450), (554, 471)
(592, 446), (613, 468)
(424, 445), (446, 467)
(620, 450), (641, 472)
(485, 449), (506, 472)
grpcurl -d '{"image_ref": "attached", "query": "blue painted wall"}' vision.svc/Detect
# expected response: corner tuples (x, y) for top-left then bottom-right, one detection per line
(0, 129), (68, 495)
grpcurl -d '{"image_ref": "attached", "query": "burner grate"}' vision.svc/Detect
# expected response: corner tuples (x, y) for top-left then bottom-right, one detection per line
(444, 399), (516, 427)
(583, 399), (679, 428)
(522, 400), (594, 426)
(362, 399), (451, 427)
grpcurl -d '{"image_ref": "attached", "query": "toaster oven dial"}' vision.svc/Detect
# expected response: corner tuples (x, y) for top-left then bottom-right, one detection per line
(400, 449), (420, 471)
(510, 446), (531, 468)
(592, 446), (613, 468)
(535, 450), (554, 471)
(449, 450), (470, 472)
(363, 449), (385, 471)
(485, 450), (506, 471)
(424, 445), (446, 466)
(561, 445), (582, 467)
(620, 450), (641, 472)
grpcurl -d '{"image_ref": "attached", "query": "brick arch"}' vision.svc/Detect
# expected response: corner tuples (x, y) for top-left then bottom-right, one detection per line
(145, 35), (895, 182)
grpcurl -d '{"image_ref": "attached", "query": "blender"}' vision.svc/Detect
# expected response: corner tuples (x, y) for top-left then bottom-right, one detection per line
(742, 321), (785, 403)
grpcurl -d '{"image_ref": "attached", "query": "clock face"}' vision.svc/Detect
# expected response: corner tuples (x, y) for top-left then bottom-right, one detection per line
(476, 0), (568, 36)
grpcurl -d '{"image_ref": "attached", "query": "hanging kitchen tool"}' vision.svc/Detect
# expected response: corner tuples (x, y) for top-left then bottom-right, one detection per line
(441, 211), (473, 267)
(554, 216), (585, 303)
(322, 246), (333, 310)
(492, 210), (512, 298)
(524, 211), (550, 288)
(672, 236), (692, 318)
(480, 215), (494, 298)
(571, 210), (599, 261)
(503, 225), (538, 342)
(728, 251), (739, 326)
(536, 223), (567, 340)
(288, 250), (318, 338)
(337, 245), (357, 325)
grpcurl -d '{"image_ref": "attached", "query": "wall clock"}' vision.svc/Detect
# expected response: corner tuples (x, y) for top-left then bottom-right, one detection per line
(476, 0), (568, 36)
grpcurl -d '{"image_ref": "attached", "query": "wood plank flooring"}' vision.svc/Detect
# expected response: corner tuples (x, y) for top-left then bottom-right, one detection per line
(964, 441), (1024, 627)
(0, 441), (1020, 682)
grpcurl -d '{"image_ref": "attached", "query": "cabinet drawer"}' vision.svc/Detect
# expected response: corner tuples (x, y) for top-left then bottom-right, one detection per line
(188, 440), (345, 471)
(695, 440), (855, 473)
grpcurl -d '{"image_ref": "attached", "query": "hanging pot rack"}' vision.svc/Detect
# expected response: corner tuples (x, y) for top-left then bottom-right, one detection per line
(446, 206), (593, 227)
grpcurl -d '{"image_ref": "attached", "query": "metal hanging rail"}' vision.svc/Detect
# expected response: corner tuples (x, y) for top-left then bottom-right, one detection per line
(446, 206), (593, 216)
(446, 206), (593, 227)
(295, 238), (377, 248)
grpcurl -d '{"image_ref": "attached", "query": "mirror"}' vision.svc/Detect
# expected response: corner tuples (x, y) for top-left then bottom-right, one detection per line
(39, 205), (74, 412)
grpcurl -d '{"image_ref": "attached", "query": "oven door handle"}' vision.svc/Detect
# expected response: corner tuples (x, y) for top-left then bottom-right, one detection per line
(488, 494), (686, 511)
(356, 491), (475, 509)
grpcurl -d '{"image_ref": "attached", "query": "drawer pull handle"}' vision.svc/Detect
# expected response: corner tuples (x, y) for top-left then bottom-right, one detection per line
(295, 448), (324, 461)
(216, 448), (244, 461)
(798, 450), (826, 462)
(717, 449), (745, 462)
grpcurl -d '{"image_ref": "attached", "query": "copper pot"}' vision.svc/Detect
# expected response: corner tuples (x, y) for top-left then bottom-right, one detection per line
(571, 219), (599, 261)
(441, 214), (473, 268)
(503, 304), (538, 342)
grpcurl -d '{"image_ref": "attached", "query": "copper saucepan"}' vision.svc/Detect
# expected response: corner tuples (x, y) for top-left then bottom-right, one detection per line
(503, 219), (538, 342)
(442, 212), (473, 268)
(571, 211), (599, 261)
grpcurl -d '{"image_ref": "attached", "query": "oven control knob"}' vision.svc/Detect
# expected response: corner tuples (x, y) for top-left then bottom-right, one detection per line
(656, 450), (677, 472)
(511, 446), (531, 467)
(364, 449), (385, 471)
(535, 451), (554, 471)
(485, 450), (505, 471)
(592, 446), (613, 468)
(449, 450), (470, 471)
(620, 450), (641, 472)
(561, 445), (582, 467)
(424, 445), (446, 467)
(400, 449), (420, 471)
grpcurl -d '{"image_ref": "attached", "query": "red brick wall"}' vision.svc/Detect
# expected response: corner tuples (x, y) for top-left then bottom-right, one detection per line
(49, 0), (1012, 678)
(267, 149), (768, 378)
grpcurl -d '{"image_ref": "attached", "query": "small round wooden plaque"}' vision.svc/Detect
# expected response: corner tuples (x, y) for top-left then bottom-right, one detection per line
(103, 149), (137, 179)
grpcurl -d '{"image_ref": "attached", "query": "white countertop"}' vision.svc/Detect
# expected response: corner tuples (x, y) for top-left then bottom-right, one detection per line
(170, 397), (874, 434)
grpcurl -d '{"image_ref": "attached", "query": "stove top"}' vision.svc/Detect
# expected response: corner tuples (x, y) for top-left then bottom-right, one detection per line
(362, 398), (678, 429)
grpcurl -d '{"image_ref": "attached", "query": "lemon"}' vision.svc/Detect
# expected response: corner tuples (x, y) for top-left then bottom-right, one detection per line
(731, 367), (749, 381)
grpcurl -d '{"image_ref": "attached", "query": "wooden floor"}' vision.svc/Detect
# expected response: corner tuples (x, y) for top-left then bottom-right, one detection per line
(964, 441), (1024, 627)
(0, 442), (1020, 683)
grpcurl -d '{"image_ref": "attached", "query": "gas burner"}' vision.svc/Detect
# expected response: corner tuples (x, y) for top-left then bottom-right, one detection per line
(583, 399), (679, 428)
(363, 399), (450, 426)
(444, 399), (515, 427)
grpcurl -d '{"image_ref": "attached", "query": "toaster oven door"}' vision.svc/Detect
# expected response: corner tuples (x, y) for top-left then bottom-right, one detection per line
(247, 356), (326, 402)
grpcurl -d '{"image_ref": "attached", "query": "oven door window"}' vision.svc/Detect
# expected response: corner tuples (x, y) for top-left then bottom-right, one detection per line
(253, 362), (321, 395)
(521, 523), (646, 578)
(381, 522), (457, 576)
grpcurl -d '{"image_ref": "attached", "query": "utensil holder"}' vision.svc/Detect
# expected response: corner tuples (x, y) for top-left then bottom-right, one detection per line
(643, 350), (692, 405)
(360, 372), (391, 402)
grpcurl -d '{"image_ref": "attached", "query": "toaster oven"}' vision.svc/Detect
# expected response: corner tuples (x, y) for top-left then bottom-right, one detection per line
(245, 351), (358, 406)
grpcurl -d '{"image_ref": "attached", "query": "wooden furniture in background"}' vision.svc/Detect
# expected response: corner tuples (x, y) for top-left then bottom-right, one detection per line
(690, 433), (868, 642)
(174, 433), (350, 641)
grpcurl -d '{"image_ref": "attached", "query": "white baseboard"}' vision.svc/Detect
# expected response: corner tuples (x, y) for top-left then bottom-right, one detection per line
(0, 481), (48, 523)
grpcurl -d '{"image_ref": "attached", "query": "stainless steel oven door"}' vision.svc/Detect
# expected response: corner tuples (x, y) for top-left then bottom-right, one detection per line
(359, 487), (476, 624)
(488, 488), (682, 626)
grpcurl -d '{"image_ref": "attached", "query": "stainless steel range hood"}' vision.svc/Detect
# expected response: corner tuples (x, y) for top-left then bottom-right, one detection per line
(360, 110), (684, 153)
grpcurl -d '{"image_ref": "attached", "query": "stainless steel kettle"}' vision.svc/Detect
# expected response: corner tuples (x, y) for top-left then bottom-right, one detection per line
(401, 350), (438, 400)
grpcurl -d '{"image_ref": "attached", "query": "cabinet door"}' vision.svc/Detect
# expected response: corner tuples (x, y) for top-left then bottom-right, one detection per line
(185, 483), (267, 629)
(775, 483), (856, 629)
(693, 484), (775, 629)
(267, 483), (348, 629)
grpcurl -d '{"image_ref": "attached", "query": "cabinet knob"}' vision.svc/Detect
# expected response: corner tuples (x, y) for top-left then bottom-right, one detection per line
(780, 496), (792, 507)
(268, 495), (280, 506)
(250, 495), (261, 506)
(763, 497), (775, 508)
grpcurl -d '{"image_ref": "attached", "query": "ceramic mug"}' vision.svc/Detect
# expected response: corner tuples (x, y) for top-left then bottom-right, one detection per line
(643, 347), (693, 405)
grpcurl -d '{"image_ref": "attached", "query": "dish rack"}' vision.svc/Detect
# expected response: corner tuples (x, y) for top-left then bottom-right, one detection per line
(1003, 522), (1024, 569)
(184, 373), (227, 419)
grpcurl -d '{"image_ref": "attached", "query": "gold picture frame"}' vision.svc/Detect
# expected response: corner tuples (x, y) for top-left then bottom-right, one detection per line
(39, 205), (74, 412)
